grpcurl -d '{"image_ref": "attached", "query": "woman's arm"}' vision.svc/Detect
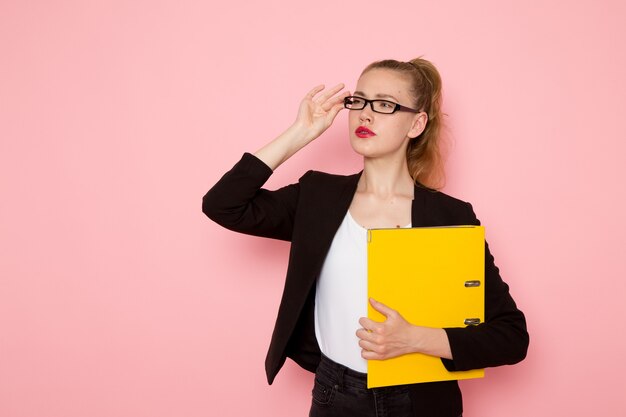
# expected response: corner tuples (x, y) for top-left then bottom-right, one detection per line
(356, 204), (529, 369)
(202, 152), (300, 241)
(254, 84), (349, 170)
(437, 202), (528, 371)
(202, 84), (350, 240)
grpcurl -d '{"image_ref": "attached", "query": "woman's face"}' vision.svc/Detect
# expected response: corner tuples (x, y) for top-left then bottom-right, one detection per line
(348, 68), (426, 160)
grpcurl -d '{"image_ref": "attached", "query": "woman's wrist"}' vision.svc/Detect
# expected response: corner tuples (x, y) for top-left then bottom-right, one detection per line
(410, 326), (453, 360)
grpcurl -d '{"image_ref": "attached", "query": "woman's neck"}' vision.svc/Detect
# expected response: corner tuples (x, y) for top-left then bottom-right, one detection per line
(359, 156), (415, 199)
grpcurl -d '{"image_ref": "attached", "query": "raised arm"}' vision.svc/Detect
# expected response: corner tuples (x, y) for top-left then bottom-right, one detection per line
(203, 84), (350, 241)
(254, 84), (350, 170)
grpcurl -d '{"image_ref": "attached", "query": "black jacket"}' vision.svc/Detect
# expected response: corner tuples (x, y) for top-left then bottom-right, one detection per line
(203, 153), (529, 417)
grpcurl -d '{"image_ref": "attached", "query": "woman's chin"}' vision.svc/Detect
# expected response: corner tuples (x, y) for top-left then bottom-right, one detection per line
(349, 137), (377, 157)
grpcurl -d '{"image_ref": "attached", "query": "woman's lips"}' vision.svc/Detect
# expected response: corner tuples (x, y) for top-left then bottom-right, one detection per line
(355, 126), (376, 138)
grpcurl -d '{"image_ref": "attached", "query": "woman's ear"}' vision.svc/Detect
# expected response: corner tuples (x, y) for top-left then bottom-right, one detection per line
(408, 112), (428, 139)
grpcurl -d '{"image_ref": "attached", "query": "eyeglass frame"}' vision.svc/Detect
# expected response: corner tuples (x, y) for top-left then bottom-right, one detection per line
(343, 95), (420, 114)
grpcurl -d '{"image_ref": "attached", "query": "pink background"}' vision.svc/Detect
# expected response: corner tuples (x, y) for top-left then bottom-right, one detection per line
(2, 1), (625, 416)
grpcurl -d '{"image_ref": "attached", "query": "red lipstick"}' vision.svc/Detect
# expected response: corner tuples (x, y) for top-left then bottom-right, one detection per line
(355, 126), (376, 138)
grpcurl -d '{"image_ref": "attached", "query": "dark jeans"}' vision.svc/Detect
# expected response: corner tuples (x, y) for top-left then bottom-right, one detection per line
(309, 354), (463, 417)
(309, 354), (413, 417)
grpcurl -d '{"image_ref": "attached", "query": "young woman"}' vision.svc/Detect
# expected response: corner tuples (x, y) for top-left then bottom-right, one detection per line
(203, 58), (529, 417)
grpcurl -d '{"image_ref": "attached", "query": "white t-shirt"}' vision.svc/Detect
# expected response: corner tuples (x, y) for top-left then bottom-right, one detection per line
(314, 211), (369, 372)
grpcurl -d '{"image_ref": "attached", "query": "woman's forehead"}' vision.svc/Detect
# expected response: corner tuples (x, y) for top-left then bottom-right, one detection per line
(355, 69), (413, 100)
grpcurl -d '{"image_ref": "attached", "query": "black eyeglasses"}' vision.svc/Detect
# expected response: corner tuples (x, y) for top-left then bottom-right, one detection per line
(344, 96), (419, 114)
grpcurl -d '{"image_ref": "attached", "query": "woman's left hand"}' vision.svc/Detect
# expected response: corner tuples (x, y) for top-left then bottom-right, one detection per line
(356, 298), (453, 360)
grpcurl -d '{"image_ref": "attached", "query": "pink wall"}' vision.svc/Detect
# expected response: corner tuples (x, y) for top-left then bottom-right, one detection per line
(2, 1), (625, 416)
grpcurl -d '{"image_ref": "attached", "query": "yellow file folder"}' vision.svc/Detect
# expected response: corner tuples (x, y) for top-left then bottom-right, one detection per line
(367, 226), (485, 388)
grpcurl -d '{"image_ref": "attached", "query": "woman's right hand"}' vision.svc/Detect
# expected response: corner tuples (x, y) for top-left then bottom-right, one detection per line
(253, 84), (350, 170)
(292, 84), (351, 143)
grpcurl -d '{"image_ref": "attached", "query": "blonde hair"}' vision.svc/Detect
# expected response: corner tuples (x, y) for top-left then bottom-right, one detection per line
(362, 58), (445, 189)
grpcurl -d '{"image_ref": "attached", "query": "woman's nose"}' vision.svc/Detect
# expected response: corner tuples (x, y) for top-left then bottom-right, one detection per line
(359, 106), (373, 123)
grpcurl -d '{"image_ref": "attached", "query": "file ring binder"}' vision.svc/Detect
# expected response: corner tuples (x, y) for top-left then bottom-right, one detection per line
(464, 318), (481, 326)
(464, 280), (481, 287)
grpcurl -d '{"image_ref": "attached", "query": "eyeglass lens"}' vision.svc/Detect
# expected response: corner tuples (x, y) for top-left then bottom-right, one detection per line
(344, 96), (398, 114)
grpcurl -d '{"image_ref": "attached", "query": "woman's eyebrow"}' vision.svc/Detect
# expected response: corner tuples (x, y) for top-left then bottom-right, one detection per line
(353, 90), (400, 102)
